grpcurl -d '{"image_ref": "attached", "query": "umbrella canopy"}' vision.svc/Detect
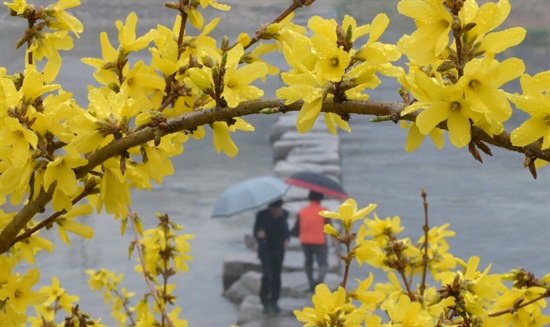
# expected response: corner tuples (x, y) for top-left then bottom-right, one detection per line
(211, 176), (289, 217)
(285, 171), (348, 200)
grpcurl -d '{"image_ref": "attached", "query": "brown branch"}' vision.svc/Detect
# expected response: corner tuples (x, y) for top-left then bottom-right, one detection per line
(234, 0), (316, 51)
(177, 0), (190, 56)
(339, 241), (352, 289)
(109, 288), (136, 326)
(398, 267), (417, 301)
(419, 187), (429, 297)
(0, 188), (54, 254)
(1, 98), (548, 254)
(488, 291), (550, 317)
(10, 188), (92, 247)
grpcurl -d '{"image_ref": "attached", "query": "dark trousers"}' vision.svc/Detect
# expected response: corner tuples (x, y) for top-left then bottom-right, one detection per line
(259, 249), (285, 306)
(302, 244), (328, 289)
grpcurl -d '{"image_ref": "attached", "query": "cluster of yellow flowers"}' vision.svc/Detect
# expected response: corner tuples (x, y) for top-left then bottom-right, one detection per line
(396, 0), (549, 162)
(85, 212), (192, 326)
(294, 198), (550, 327)
(276, 14), (403, 134)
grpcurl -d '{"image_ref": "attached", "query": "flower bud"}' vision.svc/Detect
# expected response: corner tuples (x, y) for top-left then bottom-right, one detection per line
(237, 33), (251, 47)
(188, 68), (213, 94)
(263, 24), (281, 39)
(201, 55), (217, 68)
(164, 2), (180, 10)
(221, 36), (229, 52)
(463, 22), (477, 32)
(324, 224), (340, 239)
(221, 52), (228, 69)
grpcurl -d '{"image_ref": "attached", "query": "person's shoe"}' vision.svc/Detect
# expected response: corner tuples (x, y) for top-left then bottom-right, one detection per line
(270, 303), (281, 313)
(262, 305), (271, 314)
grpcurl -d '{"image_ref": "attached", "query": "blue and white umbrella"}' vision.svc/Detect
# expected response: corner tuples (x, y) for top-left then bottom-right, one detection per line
(211, 176), (289, 218)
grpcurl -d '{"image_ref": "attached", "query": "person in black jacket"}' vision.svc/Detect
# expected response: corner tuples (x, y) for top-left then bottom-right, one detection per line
(253, 198), (289, 314)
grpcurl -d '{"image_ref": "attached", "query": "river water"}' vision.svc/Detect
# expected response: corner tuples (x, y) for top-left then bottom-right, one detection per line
(1, 1), (549, 326)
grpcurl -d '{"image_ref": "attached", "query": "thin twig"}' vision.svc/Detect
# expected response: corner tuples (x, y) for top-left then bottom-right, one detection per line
(488, 291), (550, 317)
(397, 268), (416, 301)
(419, 187), (430, 297)
(340, 242), (352, 289)
(177, 0), (190, 56)
(161, 216), (171, 327)
(228, 0), (316, 51)
(10, 188), (92, 246)
(157, 91), (179, 113)
(110, 288), (136, 326)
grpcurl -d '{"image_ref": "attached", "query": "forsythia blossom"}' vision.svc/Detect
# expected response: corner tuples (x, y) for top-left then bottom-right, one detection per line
(510, 71), (550, 150)
(277, 14), (402, 134)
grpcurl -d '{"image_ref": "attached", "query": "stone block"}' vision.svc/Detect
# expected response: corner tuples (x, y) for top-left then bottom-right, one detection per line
(272, 138), (339, 161)
(286, 150), (340, 165)
(273, 161), (341, 179)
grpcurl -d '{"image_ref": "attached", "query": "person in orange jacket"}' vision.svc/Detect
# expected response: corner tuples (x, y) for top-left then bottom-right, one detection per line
(291, 191), (333, 291)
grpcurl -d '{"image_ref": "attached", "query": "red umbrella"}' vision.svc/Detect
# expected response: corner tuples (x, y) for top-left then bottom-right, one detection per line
(284, 171), (348, 200)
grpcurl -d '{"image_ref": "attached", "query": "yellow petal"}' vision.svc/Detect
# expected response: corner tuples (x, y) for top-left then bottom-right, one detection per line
(479, 27), (526, 54)
(187, 8), (205, 30)
(447, 112), (472, 148)
(296, 97), (322, 133)
(415, 101), (450, 134)
(60, 219), (94, 239)
(403, 122), (425, 152)
(211, 122), (238, 157)
(368, 14), (389, 44)
(511, 118), (548, 147)
(232, 62), (268, 85)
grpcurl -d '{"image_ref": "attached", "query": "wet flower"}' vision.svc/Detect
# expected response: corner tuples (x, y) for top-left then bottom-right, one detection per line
(459, 56), (525, 137)
(3, 0), (29, 15)
(199, 0), (230, 11)
(510, 70), (550, 150)
(401, 120), (445, 152)
(211, 118), (254, 157)
(294, 284), (359, 327)
(320, 198), (377, 232)
(38, 277), (80, 313)
(43, 145), (88, 211)
(45, 0), (83, 37)
(55, 204), (94, 245)
(310, 33), (352, 82)
(462, 0), (526, 55)
(387, 293), (432, 326)
(116, 12), (156, 55)
(417, 222), (455, 252)
(401, 72), (481, 148)
(242, 43), (280, 80)
(349, 272), (386, 311)
(364, 213), (404, 243)
(354, 225), (385, 268)
(397, 0), (453, 65)
(2, 268), (48, 312)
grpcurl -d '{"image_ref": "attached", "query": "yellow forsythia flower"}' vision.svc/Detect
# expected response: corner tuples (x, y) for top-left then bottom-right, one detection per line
(397, 0), (452, 65)
(320, 198), (377, 232)
(510, 71), (550, 150)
